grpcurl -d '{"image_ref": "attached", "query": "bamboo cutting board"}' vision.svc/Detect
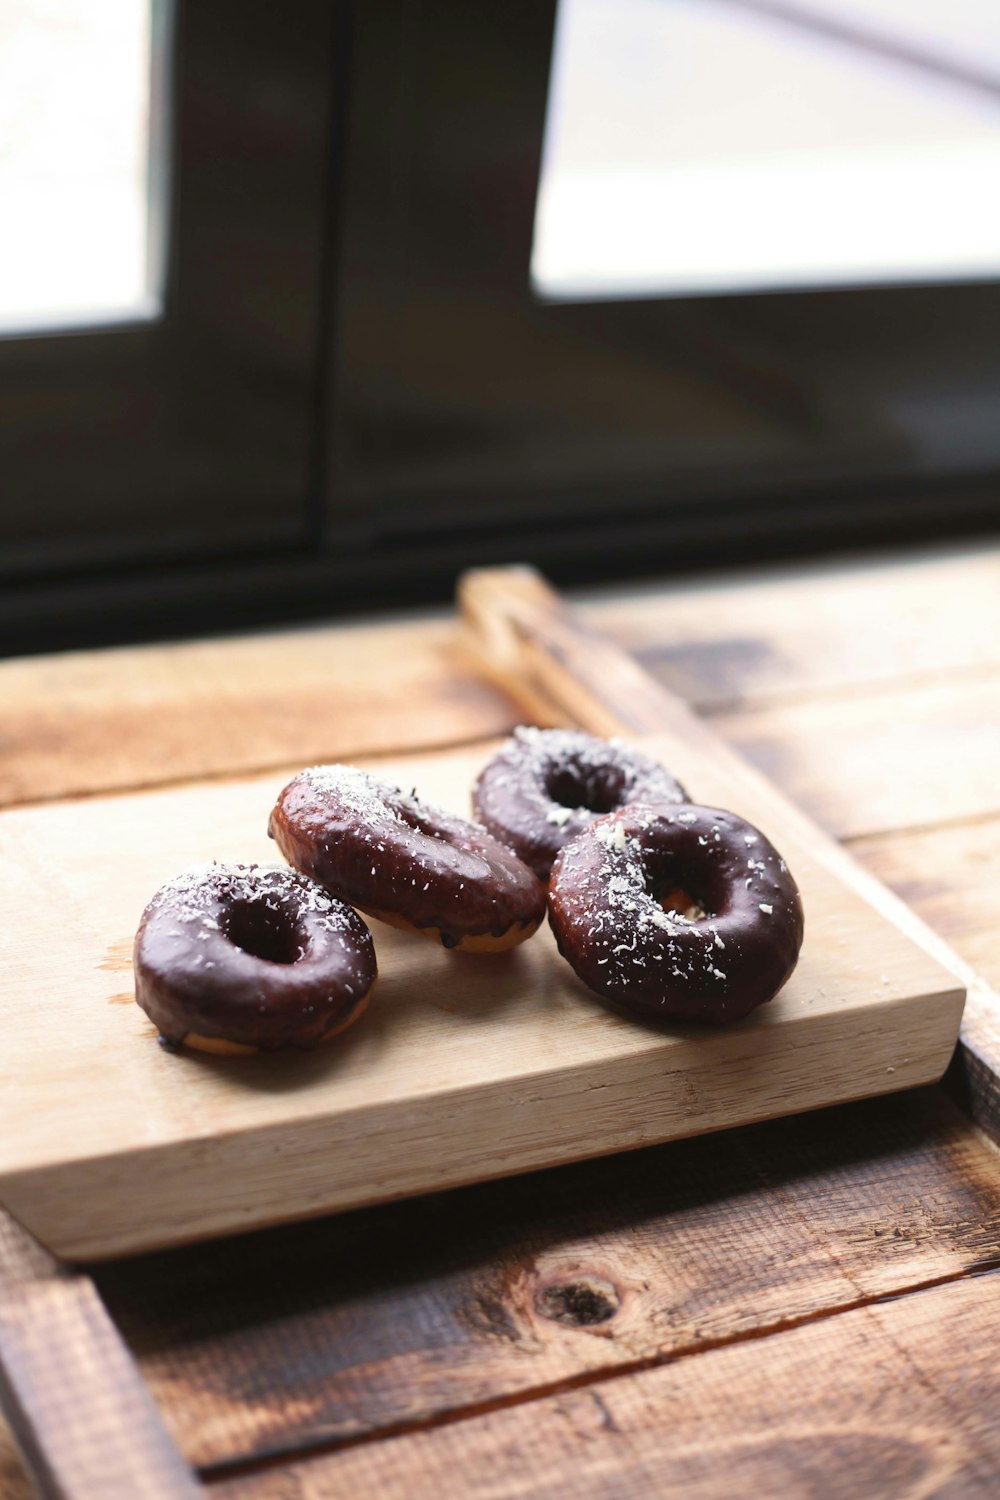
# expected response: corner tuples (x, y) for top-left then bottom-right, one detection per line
(0, 571), (964, 1262)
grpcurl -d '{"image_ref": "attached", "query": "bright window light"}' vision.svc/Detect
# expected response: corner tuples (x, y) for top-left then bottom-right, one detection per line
(532, 0), (1000, 299)
(0, 0), (163, 333)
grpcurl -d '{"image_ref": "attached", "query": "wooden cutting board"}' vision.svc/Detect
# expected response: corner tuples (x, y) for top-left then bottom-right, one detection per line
(0, 692), (963, 1261)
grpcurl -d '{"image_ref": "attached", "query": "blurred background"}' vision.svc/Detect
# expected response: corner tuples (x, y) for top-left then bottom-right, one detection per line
(2, 0), (999, 652)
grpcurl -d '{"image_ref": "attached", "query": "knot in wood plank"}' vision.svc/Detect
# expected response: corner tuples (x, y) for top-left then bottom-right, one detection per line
(533, 1275), (620, 1327)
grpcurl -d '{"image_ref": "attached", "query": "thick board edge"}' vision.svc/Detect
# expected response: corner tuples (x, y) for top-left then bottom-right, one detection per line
(944, 988), (1000, 1150)
(2, 981), (963, 1263)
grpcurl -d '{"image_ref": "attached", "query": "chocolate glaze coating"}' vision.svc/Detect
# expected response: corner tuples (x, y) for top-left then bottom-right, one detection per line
(548, 803), (804, 1025)
(134, 863), (377, 1050)
(473, 727), (689, 880)
(269, 765), (546, 948)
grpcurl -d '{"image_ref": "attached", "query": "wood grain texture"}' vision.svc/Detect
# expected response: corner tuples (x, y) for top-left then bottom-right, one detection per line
(0, 555), (995, 1494)
(586, 544), (1000, 842)
(0, 1283), (202, 1500)
(0, 725), (962, 1260)
(0, 1211), (199, 1499)
(586, 541), (1000, 711)
(92, 1089), (1000, 1473)
(853, 817), (1000, 995)
(0, 1417), (35, 1500)
(211, 1269), (1000, 1499)
(0, 615), (521, 810)
(848, 816), (1000, 1148)
(714, 675), (1000, 842)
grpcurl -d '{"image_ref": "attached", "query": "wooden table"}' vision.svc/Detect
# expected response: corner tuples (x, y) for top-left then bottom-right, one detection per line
(2, 541), (1000, 1497)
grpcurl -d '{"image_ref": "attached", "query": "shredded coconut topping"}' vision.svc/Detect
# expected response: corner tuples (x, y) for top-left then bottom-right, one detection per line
(292, 762), (492, 843)
(545, 805), (574, 828)
(550, 802), (797, 1008)
(146, 861), (363, 945)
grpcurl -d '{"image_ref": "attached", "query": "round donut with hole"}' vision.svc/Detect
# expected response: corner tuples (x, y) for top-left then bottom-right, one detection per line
(134, 863), (377, 1053)
(547, 802), (803, 1025)
(473, 726), (689, 880)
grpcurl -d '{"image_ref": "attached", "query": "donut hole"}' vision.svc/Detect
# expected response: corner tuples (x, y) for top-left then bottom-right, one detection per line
(546, 763), (625, 815)
(222, 900), (306, 965)
(658, 885), (708, 921)
(645, 852), (721, 921)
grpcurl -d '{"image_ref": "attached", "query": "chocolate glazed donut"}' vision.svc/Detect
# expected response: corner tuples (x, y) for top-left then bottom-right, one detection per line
(134, 863), (377, 1053)
(548, 803), (804, 1025)
(269, 765), (546, 951)
(473, 727), (689, 880)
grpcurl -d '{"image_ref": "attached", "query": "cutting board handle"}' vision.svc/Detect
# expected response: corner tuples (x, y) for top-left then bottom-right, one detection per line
(458, 564), (701, 740)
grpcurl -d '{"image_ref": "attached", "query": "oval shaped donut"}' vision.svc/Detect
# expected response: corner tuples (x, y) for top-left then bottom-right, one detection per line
(473, 727), (689, 880)
(548, 803), (803, 1024)
(134, 863), (377, 1053)
(269, 765), (546, 951)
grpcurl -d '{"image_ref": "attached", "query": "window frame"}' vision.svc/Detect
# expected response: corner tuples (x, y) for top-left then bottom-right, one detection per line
(3, 0), (999, 655)
(0, 0), (336, 584)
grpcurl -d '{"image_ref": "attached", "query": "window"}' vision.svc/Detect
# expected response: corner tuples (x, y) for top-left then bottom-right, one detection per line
(0, 0), (165, 334)
(533, 0), (1000, 298)
(2, 0), (999, 654)
(1, 1), (333, 598)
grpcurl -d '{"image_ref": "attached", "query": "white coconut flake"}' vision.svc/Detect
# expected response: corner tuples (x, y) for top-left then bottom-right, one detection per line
(545, 805), (574, 827)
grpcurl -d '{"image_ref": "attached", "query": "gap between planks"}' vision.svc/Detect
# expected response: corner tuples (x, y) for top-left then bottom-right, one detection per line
(198, 1258), (1000, 1486)
(0, 729), (521, 817)
(845, 804), (1000, 850)
(849, 813), (1000, 993)
(0, 616), (528, 811)
(95, 1086), (1000, 1473)
(711, 674), (1000, 844)
(690, 658), (1000, 722)
(206, 1269), (1000, 1498)
(583, 540), (1000, 715)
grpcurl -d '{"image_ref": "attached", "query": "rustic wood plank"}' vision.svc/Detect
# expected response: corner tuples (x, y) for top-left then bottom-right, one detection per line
(713, 674), (1000, 842)
(0, 1421), (35, 1500)
(2, 557), (995, 1494)
(585, 541), (1000, 712)
(0, 1211), (200, 1499)
(848, 815), (1000, 1147)
(211, 1267), (1000, 1498)
(0, 727), (962, 1259)
(93, 1088), (1000, 1473)
(6, 543), (997, 816)
(0, 616), (521, 810)
(852, 817), (1000, 996)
